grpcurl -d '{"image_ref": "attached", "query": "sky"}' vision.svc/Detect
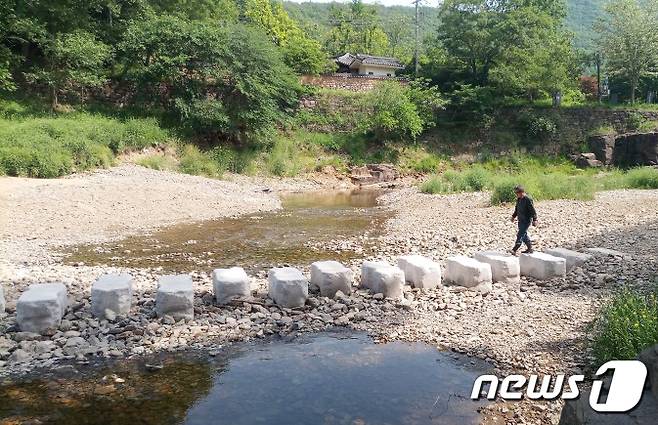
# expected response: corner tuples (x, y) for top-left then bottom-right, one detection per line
(286, 0), (439, 7)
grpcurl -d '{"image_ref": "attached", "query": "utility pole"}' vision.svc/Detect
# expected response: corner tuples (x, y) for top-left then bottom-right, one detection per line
(595, 52), (602, 103)
(413, 0), (421, 76)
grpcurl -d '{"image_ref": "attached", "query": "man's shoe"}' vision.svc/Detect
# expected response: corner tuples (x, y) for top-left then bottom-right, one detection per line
(522, 248), (534, 254)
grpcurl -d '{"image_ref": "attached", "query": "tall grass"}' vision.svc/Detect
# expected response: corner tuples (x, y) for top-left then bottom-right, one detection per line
(0, 114), (171, 177)
(591, 286), (658, 367)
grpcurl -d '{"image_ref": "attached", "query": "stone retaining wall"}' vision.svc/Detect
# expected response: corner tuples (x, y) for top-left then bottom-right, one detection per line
(300, 74), (404, 92)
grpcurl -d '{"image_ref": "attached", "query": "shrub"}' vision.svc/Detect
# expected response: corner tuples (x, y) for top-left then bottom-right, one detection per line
(178, 145), (221, 177)
(411, 155), (442, 173)
(361, 81), (424, 142)
(591, 286), (658, 367)
(463, 167), (488, 191)
(491, 178), (518, 204)
(624, 167), (658, 189)
(137, 154), (177, 171)
(624, 112), (647, 132)
(420, 175), (448, 194)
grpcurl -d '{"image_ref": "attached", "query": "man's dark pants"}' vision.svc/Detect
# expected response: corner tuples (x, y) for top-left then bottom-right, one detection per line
(515, 219), (532, 248)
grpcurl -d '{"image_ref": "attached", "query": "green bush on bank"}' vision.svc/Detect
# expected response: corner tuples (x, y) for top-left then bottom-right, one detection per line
(591, 286), (658, 367)
(0, 114), (170, 177)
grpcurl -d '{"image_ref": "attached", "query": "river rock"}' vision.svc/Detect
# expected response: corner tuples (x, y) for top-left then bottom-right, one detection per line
(17, 283), (69, 334)
(212, 267), (252, 304)
(268, 267), (308, 308)
(0, 284), (4, 313)
(397, 255), (441, 289)
(360, 261), (391, 289)
(155, 275), (194, 320)
(585, 247), (627, 257)
(91, 273), (133, 320)
(444, 256), (492, 293)
(367, 265), (404, 299)
(545, 248), (592, 272)
(310, 261), (353, 298)
(473, 251), (520, 284)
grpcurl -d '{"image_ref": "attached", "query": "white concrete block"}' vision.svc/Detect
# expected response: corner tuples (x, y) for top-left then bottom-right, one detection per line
(545, 248), (592, 272)
(310, 261), (354, 298)
(212, 267), (251, 305)
(444, 256), (492, 293)
(91, 273), (133, 319)
(268, 267), (308, 308)
(368, 265), (405, 299)
(519, 252), (566, 280)
(17, 283), (68, 334)
(397, 255), (441, 289)
(473, 251), (520, 284)
(360, 261), (390, 289)
(156, 275), (194, 320)
(585, 247), (627, 257)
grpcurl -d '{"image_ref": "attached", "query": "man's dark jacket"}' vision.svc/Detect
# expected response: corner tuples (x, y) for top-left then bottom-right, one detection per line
(512, 196), (537, 223)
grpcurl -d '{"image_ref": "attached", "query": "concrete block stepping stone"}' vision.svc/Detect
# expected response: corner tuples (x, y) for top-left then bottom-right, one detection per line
(17, 283), (68, 334)
(444, 256), (492, 293)
(360, 261), (390, 289)
(367, 264), (405, 299)
(545, 248), (592, 272)
(156, 275), (194, 320)
(585, 247), (627, 257)
(268, 267), (309, 308)
(519, 252), (566, 280)
(397, 255), (441, 289)
(473, 251), (520, 284)
(91, 273), (133, 320)
(212, 267), (252, 305)
(310, 261), (354, 298)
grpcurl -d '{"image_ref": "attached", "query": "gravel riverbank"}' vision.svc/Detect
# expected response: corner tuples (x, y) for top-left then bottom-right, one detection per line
(1, 166), (657, 425)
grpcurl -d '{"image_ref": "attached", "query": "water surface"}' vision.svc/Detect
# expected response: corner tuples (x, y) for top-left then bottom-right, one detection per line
(0, 333), (491, 425)
(64, 190), (390, 272)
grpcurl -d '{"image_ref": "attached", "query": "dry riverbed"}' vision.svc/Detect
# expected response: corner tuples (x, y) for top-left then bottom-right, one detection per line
(1, 165), (658, 425)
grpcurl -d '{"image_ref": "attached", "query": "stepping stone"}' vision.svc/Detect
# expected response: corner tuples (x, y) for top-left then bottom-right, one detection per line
(268, 267), (309, 308)
(212, 267), (252, 305)
(91, 273), (133, 320)
(367, 264), (404, 299)
(473, 251), (520, 284)
(585, 247), (627, 257)
(444, 256), (492, 293)
(545, 248), (592, 272)
(156, 275), (194, 320)
(519, 252), (566, 280)
(310, 261), (354, 298)
(17, 283), (69, 334)
(360, 260), (390, 289)
(0, 284), (4, 313)
(397, 255), (441, 289)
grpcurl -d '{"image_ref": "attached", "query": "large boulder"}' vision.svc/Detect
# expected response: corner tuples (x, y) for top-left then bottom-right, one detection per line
(310, 261), (354, 298)
(545, 248), (592, 272)
(559, 389), (658, 425)
(91, 273), (133, 320)
(519, 252), (566, 279)
(613, 132), (658, 167)
(397, 255), (441, 289)
(638, 344), (658, 402)
(588, 134), (616, 165)
(350, 164), (397, 185)
(17, 283), (69, 334)
(212, 267), (252, 305)
(473, 251), (520, 284)
(268, 267), (309, 308)
(444, 256), (492, 293)
(155, 275), (194, 320)
(367, 265), (404, 299)
(575, 152), (603, 168)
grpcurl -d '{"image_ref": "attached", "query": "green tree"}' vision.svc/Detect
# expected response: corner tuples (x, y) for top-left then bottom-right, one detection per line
(26, 31), (110, 109)
(120, 15), (300, 143)
(595, 0), (658, 104)
(326, 0), (389, 56)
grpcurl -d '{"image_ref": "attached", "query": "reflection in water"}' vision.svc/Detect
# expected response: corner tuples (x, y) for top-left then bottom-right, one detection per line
(64, 190), (389, 272)
(0, 333), (490, 425)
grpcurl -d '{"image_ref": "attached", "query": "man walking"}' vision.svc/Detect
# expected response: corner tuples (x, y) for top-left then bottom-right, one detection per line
(510, 185), (537, 255)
